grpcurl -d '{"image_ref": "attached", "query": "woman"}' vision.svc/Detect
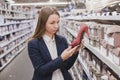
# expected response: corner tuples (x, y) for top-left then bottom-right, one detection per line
(28, 6), (82, 80)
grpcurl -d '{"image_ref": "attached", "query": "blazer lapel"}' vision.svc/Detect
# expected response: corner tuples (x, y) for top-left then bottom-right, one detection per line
(38, 38), (52, 62)
(55, 35), (62, 56)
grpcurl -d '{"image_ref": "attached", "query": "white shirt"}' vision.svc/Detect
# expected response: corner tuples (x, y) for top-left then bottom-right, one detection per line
(43, 34), (64, 80)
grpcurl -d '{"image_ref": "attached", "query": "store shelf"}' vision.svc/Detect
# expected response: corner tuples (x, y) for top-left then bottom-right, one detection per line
(0, 30), (31, 47)
(69, 68), (76, 80)
(78, 55), (94, 80)
(64, 27), (94, 80)
(0, 3), (34, 71)
(73, 64), (82, 80)
(64, 26), (120, 77)
(0, 25), (32, 36)
(84, 42), (120, 77)
(0, 20), (32, 26)
(0, 45), (26, 71)
(0, 8), (32, 16)
(0, 31), (31, 59)
(63, 15), (120, 21)
(4, 17), (32, 20)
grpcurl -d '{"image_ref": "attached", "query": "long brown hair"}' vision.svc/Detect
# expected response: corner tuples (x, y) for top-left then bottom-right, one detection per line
(31, 6), (60, 40)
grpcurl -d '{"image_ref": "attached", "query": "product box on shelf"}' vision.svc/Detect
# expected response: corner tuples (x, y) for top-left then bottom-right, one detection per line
(100, 39), (109, 56)
(0, 47), (4, 55)
(106, 26), (120, 48)
(89, 35), (100, 48)
(107, 70), (117, 80)
(112, 47), (120, 66)
(107, 36), (114, 46)
(89, 38), (96, 47)
(102, 63), (108, 73)
(109, 75), (117, 80)
(76, 61), (83, 75)
(96, 59), (101, 72)
(0, 15), (4, 24)
(101, 75), (108, 80)
(112, 33), (120, 48)
(92, 55), (97, 67)
(74, 22), (80, 33)
(89, 25), (97, 36)
(95, 70), (102, 80)
(97, 26), (104, 39)
(87, 61), (93, 74)
(112, 48), (120, 57)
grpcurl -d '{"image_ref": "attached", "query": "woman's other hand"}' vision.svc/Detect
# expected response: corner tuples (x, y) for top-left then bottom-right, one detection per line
(61, 39), (84, 61)
(61, 45), (80, 61)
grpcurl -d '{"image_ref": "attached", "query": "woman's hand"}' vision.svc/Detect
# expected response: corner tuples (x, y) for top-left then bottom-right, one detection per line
(61, 39), (84, 61)
(61, 45), (80, 61)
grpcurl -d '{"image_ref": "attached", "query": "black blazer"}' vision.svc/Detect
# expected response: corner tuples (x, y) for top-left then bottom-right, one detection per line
(28, 35), (79, 80)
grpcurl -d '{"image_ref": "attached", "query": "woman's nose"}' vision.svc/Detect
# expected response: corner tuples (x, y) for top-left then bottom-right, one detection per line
(54, 23), (59, 28)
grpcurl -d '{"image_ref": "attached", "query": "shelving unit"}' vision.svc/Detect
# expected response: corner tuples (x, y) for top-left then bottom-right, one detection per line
(78, 55), (94, 80)
(84, 43), (120, 77)
(63, 22), (120, 76)
(73, 62), (82, 80)
(63, 13), (120, 21)
(0, 3), (34, 71)
(59, 9), (120, 79)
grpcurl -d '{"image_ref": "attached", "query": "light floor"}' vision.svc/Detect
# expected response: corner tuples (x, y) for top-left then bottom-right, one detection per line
(0, 47), (34, 80)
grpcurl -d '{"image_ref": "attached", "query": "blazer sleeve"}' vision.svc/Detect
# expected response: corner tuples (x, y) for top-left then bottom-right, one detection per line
(28, 40), (65, 76)
(62, 37), (79, 70)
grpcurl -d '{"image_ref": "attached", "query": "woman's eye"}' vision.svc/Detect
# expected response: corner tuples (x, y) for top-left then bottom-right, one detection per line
(50, 21), (59, 24)
(50, 22), (54, 24)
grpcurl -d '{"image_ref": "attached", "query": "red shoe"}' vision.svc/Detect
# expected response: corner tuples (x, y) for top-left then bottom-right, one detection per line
(70, 23), (89, 48)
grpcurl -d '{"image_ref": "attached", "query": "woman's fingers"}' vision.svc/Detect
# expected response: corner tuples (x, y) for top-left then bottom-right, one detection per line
(66, 46), (72, 51)
(61, 46), (77, 61)
(61, 45), (82, 61)
(81, 39), (84, 44)
(69, 45), (79, 53)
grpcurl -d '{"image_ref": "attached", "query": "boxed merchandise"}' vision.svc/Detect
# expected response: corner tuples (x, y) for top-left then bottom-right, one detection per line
(108, 50), (114, 62)
(112, 48), (120, 56)
(89, 35), (100, 48)
(100, 39), (108, 56)
(96, 59), (101, 72)
(0, 15), (4, 24)
(89, 35), (96, 47)
(0, 47), (4, 55)
(107, 36), (114, 46)
(91, 28), (97, 36)
(107, 26), (120, 34)
(109, 75), (117, 80)
(112, 33), (120, 48)
(95, 70), (102, 80)
(107, 26), (120, 48)
(101, 75), (108, 80)
(97, 26), (104, 39)
(112, 48), (120, 66)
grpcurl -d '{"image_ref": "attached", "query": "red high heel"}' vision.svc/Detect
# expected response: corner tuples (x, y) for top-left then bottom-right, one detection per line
(70, 23), (89, 48)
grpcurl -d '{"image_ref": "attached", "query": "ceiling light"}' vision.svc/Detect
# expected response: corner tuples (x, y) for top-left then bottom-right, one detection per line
(10, 2), (71, 6)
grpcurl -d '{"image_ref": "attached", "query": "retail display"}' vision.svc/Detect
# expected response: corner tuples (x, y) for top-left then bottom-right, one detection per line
(0, 3), (33, 71)
(59, 13), (120, 80)
(0, 1), (120, 80)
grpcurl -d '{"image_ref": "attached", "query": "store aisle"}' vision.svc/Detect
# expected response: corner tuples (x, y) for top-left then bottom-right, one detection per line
(0, 46), (34, 80)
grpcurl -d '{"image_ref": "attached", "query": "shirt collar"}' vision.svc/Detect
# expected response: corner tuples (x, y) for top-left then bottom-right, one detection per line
(43, 34), (55, 42)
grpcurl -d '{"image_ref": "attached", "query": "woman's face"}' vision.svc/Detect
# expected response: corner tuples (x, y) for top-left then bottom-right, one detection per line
(45, 14), (60, 38)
